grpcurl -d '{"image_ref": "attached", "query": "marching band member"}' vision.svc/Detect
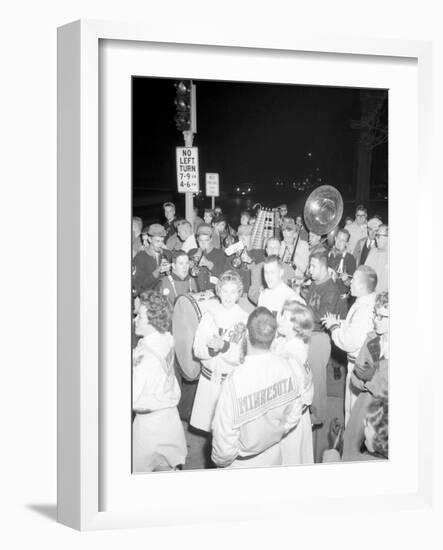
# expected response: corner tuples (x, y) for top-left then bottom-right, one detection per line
(176, 219), (198, 253)
(258, 255), (304, 316)
(189, 224), (225, 291)
(190, 270), (248, 433)
(328, 228), (356, 318)
(273, 300), (315, 464)
(132, 290), (187, 472)
(279, 218), (309, 278)
(302, 249), (340, 437)
(321, 265), (377, 425)
(249, 238), (295, 305)
(211, 307), (303, 468)
(365, 224), (389, 293)
(132, 223), (172, 296)
(156, 250), (198, 306)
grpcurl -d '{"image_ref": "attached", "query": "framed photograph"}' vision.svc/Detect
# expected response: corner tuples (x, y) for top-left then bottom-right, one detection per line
(57, 19), (432, 530)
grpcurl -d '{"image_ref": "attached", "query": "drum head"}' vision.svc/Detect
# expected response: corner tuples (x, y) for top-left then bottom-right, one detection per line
(172, 294), (204, 381)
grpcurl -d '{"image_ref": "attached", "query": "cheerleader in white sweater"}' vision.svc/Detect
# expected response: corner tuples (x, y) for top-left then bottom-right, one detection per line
(272, 299), (315, 464)
(132, 290), (187, 472)
(190, 270), (248, 432)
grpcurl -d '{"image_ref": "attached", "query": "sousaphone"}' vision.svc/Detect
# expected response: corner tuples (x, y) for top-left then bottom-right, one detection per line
(303, 184), (344, 241)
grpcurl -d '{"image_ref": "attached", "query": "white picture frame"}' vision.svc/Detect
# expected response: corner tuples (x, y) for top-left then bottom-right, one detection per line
(57, 19), (433, 531)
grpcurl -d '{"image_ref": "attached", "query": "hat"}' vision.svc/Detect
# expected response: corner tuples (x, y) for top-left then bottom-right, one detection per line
(367, 217), (382, 230)
(282, 218), (296, 232)
(237, 224), (252, 237)
(196, 223), (213, 237)
(148, 223), (166, 237)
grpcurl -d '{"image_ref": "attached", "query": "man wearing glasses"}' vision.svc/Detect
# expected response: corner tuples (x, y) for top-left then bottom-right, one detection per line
(365, 224), (389, 293)
(347, 205), (368, 254)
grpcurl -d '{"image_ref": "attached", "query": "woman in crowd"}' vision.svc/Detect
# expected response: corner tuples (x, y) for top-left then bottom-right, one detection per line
(273, 299), (315, 464)
(362, 391), (388, 459)
(132, 290), (187, 472)
(341, 291), (389, 461)
(190, 270), (248, 432)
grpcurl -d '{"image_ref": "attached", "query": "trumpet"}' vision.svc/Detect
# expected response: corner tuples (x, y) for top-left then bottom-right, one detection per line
(190, 249), (207, 277)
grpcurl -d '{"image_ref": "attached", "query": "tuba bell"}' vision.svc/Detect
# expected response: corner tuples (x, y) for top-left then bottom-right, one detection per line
(303, 184), (344, 236)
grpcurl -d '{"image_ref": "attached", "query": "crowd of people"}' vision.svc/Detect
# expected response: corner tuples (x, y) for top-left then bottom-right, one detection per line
(131, 201), (389, 472)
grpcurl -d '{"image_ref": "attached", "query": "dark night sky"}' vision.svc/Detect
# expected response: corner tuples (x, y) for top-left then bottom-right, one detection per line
(132, 77), (387, 222)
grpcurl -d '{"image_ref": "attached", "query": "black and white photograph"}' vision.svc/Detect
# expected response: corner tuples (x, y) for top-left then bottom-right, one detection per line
(131, 77), (389, 472)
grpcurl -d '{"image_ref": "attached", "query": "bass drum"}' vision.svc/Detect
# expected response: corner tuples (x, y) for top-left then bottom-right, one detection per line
(172, 291), (220, 381)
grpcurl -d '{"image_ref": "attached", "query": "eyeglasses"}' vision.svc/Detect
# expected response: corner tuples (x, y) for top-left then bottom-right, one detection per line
(376, 233), (388, 237)
(374, 312), (389, 321)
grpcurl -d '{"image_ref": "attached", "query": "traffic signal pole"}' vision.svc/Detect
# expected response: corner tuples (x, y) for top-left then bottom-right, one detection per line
(183, 129), (194, 223)
(174, 80), (197, 224)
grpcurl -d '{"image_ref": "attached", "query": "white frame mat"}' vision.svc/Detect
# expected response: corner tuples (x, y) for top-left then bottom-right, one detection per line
(57, 19), (433, 531)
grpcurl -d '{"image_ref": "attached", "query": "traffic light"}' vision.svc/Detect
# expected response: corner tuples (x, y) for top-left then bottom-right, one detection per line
(174, 80), (196, 133)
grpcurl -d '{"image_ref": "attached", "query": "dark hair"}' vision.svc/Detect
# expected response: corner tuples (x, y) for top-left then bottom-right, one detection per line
(213, 214), (227, 225)
(240, 211), (251, 220)
(357, 265), (378, 293)
(355, 205), (367, 215)
(264, 254), (283, 268)
(366, 391), (388, 458)
(138, 290), (172, 333)
(172, 250), (189, 263)
(247, 307), (277, 350)
(338, 228), (350, 242)
(163, 202), (175, 210)
(309, 249), (328, 267)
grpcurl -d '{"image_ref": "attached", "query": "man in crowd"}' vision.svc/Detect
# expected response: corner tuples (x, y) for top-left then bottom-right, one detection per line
(353, 217), (382, 266)
(365, 224), (389, 292)
(156, 250), (199, 424)
(258, 255), (304, 315)
(279, 218), (310, 278)
(156, 250), (198, 305)
(132, 216), (144, 258)
(132, 224), (171, 296)
(163, 201), (177, 242)
(295, 215), (309, 242)
(249, 237), (296, 305)
(189, 224), (225, 291)
(321, 265), (377, 425)
(211, 307), (303, 468)
(347, 205), (368, 253)
(328, 228), (356, 318)
(176, 219), (198, 253)
(302, 249), (340, 460)
(341, 291), (389, 462)
(222, 224), (256, 294)
(308, 230), (325, 254)
(192, 207), (204, 233)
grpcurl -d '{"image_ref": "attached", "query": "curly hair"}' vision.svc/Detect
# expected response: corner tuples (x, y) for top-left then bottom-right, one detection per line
(281, 299), (314, 343)
(138, 290), (172, 333)
(375, 291), (389, 310)
(366, 391), (389, 458)
(215, 269), (243, 298)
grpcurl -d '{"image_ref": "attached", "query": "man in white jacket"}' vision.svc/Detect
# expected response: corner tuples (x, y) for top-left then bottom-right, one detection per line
(211, 307), (303, 468)
(321, 265), (377, 425)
